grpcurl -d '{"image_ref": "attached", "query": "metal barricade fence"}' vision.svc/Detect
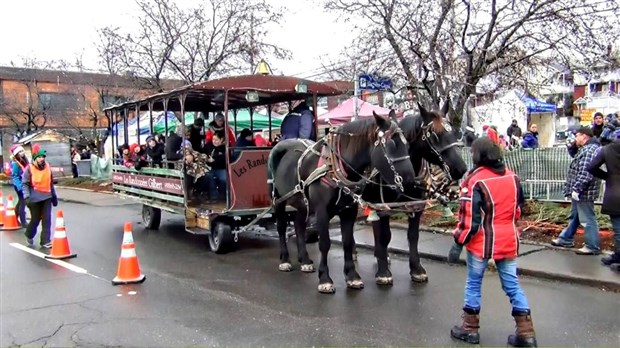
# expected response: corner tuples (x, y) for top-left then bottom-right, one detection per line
(457, 147), (604, 204)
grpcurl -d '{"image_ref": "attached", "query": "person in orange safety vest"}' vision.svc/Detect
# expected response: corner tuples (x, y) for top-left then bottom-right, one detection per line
(22, 149), (58, 249)
(447, 137), (537, 347)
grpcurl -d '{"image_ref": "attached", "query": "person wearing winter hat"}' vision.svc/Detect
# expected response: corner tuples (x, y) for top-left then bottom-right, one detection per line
(22, 149), (58, 248)
(145, 135), (165, 167)
(10, 145), (29, 227)
(205, 113), (236, 147)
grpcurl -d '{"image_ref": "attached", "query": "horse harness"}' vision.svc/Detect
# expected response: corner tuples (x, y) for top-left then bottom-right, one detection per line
(275, 122), (410, 210)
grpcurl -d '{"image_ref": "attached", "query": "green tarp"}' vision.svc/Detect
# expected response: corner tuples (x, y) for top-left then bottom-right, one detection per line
(172, 110), (282, 134)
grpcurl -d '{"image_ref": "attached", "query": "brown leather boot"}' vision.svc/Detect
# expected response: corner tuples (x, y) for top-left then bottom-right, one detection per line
(450, 309), (480, 344)
(508, 310), (537, 347)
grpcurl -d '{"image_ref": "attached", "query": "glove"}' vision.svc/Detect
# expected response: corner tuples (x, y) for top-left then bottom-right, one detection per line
(52, 196), (58, 207)
(571, 191), (580, 201)
(447, 243), (463, 264)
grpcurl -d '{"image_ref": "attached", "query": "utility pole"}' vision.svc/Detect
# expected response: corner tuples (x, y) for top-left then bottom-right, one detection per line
(353, 68), (359, 120)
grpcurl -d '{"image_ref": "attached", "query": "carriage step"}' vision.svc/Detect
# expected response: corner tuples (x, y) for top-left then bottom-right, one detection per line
(186, 227), (210, 235)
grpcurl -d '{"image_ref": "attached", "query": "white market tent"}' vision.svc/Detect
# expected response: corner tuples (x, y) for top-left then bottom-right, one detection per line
(471, 90), (557, 147)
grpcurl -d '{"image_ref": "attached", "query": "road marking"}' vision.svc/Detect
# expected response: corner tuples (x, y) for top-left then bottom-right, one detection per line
(9, 242), (108, 282)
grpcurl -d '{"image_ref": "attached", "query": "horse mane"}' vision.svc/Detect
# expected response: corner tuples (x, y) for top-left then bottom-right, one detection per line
(400, 111), (446, 140)
(335, 117), (378, 154)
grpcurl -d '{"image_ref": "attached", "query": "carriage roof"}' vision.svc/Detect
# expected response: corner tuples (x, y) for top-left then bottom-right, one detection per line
(103, 74), (343, 113)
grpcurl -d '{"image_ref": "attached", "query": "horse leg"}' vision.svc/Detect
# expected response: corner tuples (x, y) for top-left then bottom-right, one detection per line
(408, 212), (428, 282)
(316, 205), (335, 294)
(340, 206), (364, 289)
(294, 208), (315, 273)
(373, 215), (393, 285)
(276, 203), (293, 272)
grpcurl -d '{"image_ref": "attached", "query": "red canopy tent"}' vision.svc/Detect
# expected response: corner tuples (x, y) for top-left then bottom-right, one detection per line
(318, 96), (401, 125)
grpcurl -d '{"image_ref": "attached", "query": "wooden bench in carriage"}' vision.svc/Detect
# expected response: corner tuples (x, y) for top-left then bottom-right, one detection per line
(104, 74), (343, 253)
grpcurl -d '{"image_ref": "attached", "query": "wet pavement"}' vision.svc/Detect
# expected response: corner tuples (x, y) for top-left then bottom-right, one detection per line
(0, 191), (619, 346)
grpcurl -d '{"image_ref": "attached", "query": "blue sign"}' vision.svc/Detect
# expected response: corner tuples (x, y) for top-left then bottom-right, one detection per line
(358, 74), (393, 91)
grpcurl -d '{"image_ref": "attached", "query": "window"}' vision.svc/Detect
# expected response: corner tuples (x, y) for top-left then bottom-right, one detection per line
(0, 79), (3, 106)
(38, 92), (80, 111)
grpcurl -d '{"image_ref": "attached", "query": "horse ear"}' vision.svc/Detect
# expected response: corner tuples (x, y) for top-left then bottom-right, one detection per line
(441, 99), (450, 116)
(388, 109), (398, 122)
(417, 102), (433, 124)
(373, 112), (389, 129)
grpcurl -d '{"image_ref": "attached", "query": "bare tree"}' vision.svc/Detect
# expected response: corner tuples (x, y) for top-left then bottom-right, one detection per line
(97, 0), (291, 88)
(0, 59), (54, 137)
(325, 0), (620, 126)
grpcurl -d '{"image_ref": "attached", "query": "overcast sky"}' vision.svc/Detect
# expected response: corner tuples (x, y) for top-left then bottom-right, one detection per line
(0, 0), (357, 78)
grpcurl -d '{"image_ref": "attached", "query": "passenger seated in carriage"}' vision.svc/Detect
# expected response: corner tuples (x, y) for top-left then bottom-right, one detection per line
(145, 135), (165, 168)
(184, 145), (210, 202)
(204, 131), (228, 203)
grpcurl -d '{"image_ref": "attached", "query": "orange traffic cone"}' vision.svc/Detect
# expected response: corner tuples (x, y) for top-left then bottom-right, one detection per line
(1, 195), (22, 231)
(0, 192), (5, 227)
(45, 210), (76, 260)
(112, 222), (146, 285)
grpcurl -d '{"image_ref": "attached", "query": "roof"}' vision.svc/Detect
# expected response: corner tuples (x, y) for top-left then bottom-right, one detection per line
(0, 66), (184, 90)
(104, 74), (345, 113)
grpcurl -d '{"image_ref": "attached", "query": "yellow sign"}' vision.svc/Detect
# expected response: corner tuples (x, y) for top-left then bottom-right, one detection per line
(580, 108), (596, 125)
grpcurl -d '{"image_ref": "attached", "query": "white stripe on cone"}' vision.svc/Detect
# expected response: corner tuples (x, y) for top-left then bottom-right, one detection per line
(122, 232), (134, 245)
(120, 247), (137, 258)
(53, 230), (67, 238)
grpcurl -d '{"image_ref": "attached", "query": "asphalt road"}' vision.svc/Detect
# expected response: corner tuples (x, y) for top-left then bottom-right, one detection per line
(1, 199), (619, 347)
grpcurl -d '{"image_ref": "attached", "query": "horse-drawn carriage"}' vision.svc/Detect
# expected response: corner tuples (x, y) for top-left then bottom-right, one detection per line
(105, 74), (342, 253)
(106, 72), (468, 293)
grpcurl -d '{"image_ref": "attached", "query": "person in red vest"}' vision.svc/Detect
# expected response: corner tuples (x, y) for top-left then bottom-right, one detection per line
(10, 145), (29, 227)
(22, 149), (58, 248)
(448, 137), (537, 347)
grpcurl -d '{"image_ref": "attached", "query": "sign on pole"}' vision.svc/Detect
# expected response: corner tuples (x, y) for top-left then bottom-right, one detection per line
(358, 74), (393, 91)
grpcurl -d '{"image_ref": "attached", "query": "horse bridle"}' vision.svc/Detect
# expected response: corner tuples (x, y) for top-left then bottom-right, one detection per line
(419, 120), (460, 183)
(372, 121), (411, 192)
(328, 121), (410, 192)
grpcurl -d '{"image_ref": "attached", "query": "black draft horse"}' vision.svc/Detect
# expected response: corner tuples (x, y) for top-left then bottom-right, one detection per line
(363, 102), (468, 285)
(268, 112), (416, 294)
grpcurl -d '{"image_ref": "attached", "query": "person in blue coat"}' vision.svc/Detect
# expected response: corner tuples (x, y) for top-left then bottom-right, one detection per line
(521, 124), (539, 149)
(280, 99), (316, 141)
(10, 145), (29, 227)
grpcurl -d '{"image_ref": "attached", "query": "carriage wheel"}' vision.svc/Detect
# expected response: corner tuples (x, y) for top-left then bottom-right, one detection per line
(142, 205), (161, 230)
(209, 222), (234, 254)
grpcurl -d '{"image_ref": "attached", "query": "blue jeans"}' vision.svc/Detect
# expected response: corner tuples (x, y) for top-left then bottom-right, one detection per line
(557, 200), (600, 251)
(206, 169), (227, 200)
(611, 215), (620, 254)
(464, 252), (530, 312)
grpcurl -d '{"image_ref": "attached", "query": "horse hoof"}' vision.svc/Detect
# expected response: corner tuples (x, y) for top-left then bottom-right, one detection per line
(318, 283), (336, 294)
(278, 263), (293, 272)
(375, 276), (393, 285)
(300, 264), (315, 273)
(346, 279), (365, 289)
(410, 273), (429, 283)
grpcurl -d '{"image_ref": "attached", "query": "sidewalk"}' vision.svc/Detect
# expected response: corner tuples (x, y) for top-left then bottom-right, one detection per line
(330, 222), (620, 291)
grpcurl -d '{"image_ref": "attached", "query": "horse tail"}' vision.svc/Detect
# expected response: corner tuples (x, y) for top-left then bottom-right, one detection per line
(267, 141), (289, 199)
